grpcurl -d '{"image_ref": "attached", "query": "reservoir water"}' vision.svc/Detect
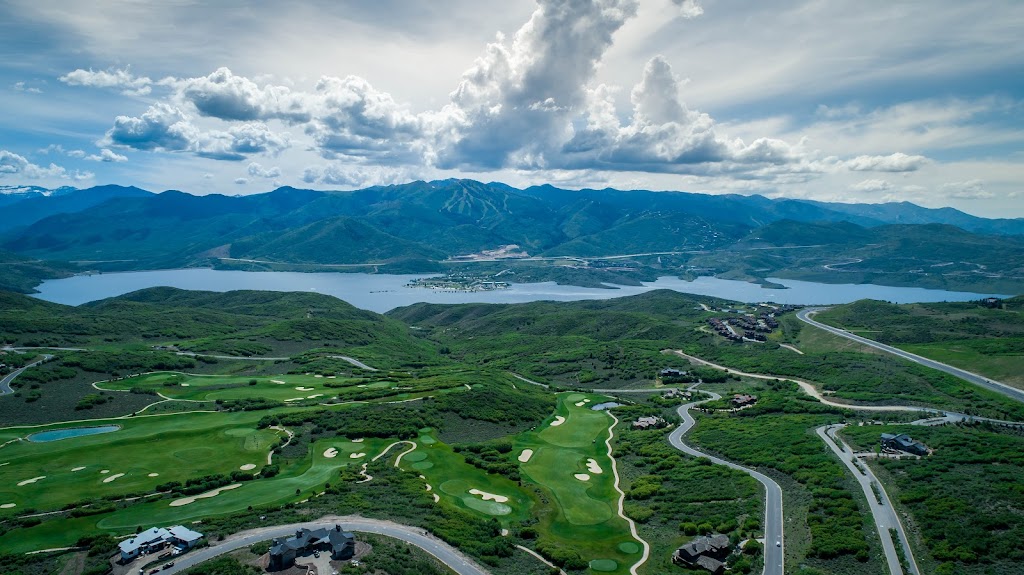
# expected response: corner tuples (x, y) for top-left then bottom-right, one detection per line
(31, 268), (1010, 313)
(27, 425), (121, 442)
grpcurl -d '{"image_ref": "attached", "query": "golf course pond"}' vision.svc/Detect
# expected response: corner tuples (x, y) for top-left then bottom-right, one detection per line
(27, 425), (121, 443)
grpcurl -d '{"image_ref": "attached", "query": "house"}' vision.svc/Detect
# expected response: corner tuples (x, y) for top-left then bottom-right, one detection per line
(118, 525), (204, 562)
(880, 433), (929, 456)
(732, 394), (757, 408)
(982, 297), (1001, 308)
(660, 368), (688, 378)
(673, 533), (731, 574)
(269, 525), (355, 570)
(633, 416), (665, 430)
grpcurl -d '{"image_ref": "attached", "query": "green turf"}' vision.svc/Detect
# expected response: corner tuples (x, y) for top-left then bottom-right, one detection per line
(617, 542), (640, 554)
(589, 559), (618, 572)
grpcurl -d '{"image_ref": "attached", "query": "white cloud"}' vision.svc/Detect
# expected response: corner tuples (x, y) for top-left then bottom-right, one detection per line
(671, 0), (703, 19)
(301, 164), (419, 188)
(844, 152), (929, 172)
(940, 179), (993, 199)
(247, 162), (281, 178)
(59, 67), (152, 96)
(234, 177), (248, 185)
(849, 179), (893, 193)
(0, 149), (91, 181)
(12, 81), (42, 94)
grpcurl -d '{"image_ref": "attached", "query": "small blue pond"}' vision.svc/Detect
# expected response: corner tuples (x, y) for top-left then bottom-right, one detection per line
(27, 425), (121, 442)
(590, 402), (623, 411)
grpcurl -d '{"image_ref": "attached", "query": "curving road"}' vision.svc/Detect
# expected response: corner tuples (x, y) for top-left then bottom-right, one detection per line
(797, 308), (1024, 404)
(668, 386), (784, 575)
(0, 355), (52, 396)
(817, 425), (920, 575)
(162, 515), (490, 575)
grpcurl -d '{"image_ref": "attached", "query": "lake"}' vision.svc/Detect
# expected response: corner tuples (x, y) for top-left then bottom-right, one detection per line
(31, 268), (1010, 313)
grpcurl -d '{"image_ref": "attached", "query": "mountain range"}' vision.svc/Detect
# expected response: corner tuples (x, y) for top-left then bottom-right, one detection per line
(1, 179), (1022, 294)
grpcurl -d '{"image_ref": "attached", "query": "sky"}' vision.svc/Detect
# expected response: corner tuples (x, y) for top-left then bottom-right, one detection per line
(1, 0), (1022, 217)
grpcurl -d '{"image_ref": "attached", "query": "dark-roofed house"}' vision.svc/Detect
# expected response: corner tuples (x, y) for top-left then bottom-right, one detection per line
(881, 433), (929, 456)
(633, 416), (666, 430)
(269, 525), (355, 570)
(672, 533), (731, 574)
(732, 394), (757, 408)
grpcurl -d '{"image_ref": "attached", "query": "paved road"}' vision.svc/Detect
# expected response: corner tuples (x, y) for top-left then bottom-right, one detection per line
(817, 425), (920, 575)
(0, 355), (52, 395)
(668, 387), (784, 575)
(329, 356), (378, 371)
(797, 308), (1024, 404)
(162, 516), (490, 575)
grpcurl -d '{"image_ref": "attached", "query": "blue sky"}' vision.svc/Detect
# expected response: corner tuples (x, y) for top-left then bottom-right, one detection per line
(1, 0), (1022, 217)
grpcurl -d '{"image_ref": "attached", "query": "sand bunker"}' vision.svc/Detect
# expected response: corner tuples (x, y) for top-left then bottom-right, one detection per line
(350, 452), (366, 459)
(574, 473), (591, 481)
(327, 376), (336, 379)
(469, 489), (509, 503)
(432, 494), (440, 502)
(179, 383), (190, 387)
(71, 466), (86, 472)
(425, 484), (432, 492)
(296, 387), (314, 391)
(271, 380), (286, 384)
(550, 416), (566, 427)
(0, 503), (15, 509)
(586, 458), (603, 474)
(148, 473), (159, 477)
(239, 463), (257, 471)
(357, 384), (368, 388)
(307, 394), (323, 399)
(284, 397), (305, 402)
(575, 401), (586, 407)
(100, 470), (110, 474)
(518, 449), (534, 463)
(314, 374), (323, 378)
(352, 438), (364, 443)
(103, 473), (125, 483)
(169, 483), (241, 507)
(324, 448), (339, 458)
(17, 476), (45, 486)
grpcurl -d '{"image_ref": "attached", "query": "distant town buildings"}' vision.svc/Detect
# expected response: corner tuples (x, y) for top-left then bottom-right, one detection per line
(880, 433), (930, 456)
(269, 525), (355, 570)
(118, 525), (203, 562)
(672, 533), (732, 574)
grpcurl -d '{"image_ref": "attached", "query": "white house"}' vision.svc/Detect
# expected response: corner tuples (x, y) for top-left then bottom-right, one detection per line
(118, 525), (203, 562)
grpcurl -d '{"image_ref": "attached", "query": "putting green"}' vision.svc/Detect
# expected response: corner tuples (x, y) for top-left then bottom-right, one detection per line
(463, 497), (512, 516)
(412, 461), (434, 470)
(589, 559), (618, 572)
(618, 542), (640, 554)
(403, 451), (428, 462)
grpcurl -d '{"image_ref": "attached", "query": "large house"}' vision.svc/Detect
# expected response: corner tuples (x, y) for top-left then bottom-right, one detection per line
(118, 525), (203, 562)
(731, 394), (757, 408)
(672, 533), (731, 574)
(881, 433), (930, 456)
(633, 416), (666, 430)
(269, 525), (355, 570)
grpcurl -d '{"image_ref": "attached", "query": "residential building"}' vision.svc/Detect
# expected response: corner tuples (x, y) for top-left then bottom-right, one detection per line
(880, 433), (929, 456)
(633, 416), (665, 430)
(269, 525), (355, 570)
(672, 533), (731, 574)
(732, 394), (757, 408)
(118, 525), (203, 562)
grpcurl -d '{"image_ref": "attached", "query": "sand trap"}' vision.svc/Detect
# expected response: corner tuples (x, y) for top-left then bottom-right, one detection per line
(324, 448), (339, 458)
(169, 483), (241, 507)
(352, 438), (364, 443)
(357, 384), (368, 388)
(425, 484), (432, 491)
(575, 401), (586, 407)
(0, 503), (15, 509)
(518, 449), (534, 463)
(574, 473), (591, 481)
(296, 387), (314, 391)
(103, 473), (125, 483)
(180, 383), (190, 387)
(327, 376), (336, 379)
(432, 493), (440, 502)
(469, 489), (509, 503)
(586, 458), (603, 474)
(71, 466), (86, 472)
(314, 375), (323, 378)
(17, 476), (45, 486)
(550, 416), (566, 427)
(271, 380), (286, 384)
(239, 464), (257, 471)
(350, 452), (366, 459)
(148, 473), (159, 477)
(284, 397), (304, 402)
(100, 470), (110, 474)
(307, 394), (323, 399)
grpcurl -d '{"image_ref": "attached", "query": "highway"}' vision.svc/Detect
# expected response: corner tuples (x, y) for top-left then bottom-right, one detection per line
(162, 516), (490, 575)
(817, 425), (920, 575)
(0, 354), (52, 395)
(797, 308), (1024, 404)
(668, 387), (784, 575)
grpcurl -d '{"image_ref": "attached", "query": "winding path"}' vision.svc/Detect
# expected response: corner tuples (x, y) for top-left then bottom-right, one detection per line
(162, 516), (490, 575)
(797, 308), (1024, 404)
(817, 425), (920, 575)
(0, 354), (52, 395)
(668, 386), (784, 575)
(606, 412), (651, 575)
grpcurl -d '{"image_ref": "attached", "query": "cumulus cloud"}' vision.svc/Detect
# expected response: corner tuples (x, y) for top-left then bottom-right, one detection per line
(301, 164), (419, 187)
(102, 103), (288, 160)
(849, 179), (893, 193)
(0, 149), (91, 180)
(672, 0), (704, 19)
(940, 179), (993, 199)
(12, 81), (43, 94)
(59, 67), (152, 96)
(247, 162), (281, 178)
(234, 177), (248, 185)
(172, 67), (311, 123)
(845, 152), (929, 172)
